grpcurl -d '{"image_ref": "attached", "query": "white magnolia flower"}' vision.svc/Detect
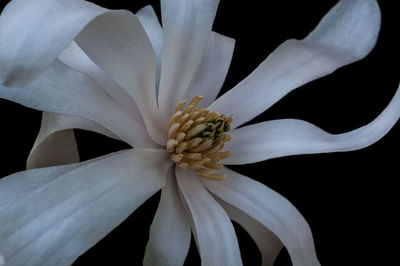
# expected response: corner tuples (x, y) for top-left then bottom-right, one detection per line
(0, 0), (399, 265)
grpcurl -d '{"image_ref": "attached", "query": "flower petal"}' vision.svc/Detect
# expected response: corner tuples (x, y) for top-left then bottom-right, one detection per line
(136, 6), (163, 91)
(75, 9), (166, 145)
(143, 168), (191, 266)
(176, 167), (242, 266)
(209, 0), (381, 128)
(202, 168), (321, 266)
(0, 148), (171, 266)
(185, 32), (235, 108)
(0, 60), (156, 148)
(158, 0), (220, 118)
(58, 42), (144, 126)
(0, 0), (110, 86)
(216, 198), (282, 266)
(27, 112), (118, 169)
(224, 84), (400, 165)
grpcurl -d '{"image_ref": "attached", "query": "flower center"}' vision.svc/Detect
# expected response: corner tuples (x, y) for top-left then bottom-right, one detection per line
(167, 95), (232, 181)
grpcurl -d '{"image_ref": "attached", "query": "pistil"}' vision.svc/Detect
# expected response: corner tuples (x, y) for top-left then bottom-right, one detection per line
(167, 95), (232, 180)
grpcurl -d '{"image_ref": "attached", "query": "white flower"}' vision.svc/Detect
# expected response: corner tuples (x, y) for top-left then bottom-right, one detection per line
(0, 0), (398, 266)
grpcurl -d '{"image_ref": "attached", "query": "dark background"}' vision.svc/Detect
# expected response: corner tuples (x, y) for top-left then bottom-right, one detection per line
(0, 0), (397, 265)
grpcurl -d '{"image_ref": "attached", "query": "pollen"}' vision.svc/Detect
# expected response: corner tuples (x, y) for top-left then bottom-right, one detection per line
(167, 95), (232, 181)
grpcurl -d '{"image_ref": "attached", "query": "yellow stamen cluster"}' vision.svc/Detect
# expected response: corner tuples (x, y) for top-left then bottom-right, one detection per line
(167, 95), (232, 180)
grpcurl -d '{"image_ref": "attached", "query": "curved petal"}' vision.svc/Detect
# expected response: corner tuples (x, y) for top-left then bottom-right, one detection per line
(0, 60), (156, 148)
(158, 0), (220, 118)
(143, 167), (191, 266)
(75, 9), (166, 145)
(176, 168), (242, 266)
(185, 32), (235, 107)
(136, 6), (163, 91)
(0, 0), (110, 86)
(58, 42), (144, 126)
(224, 84), (400, 165)
(0, 148), (172, 266)
(202, 168), (321, 266)
(209, 0), (381, 128)
(216, 198), (282, 266)
(27, 112), (119, 169)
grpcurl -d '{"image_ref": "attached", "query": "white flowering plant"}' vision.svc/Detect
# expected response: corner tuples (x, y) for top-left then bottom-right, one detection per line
(0, 0), (397, 265)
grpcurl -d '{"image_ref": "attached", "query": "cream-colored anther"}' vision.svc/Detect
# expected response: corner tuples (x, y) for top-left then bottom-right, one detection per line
(169, 111), (183, 127)
(167, 139), (179, 152)
(199, 172), (227, 181)
(223, 134), (232, 143)
(178, 113), (190, 124)
(192, 117), (205, 126)
(168, 123), (180, 139)
(176, 132), (186, 143)
(207, 151), (231, 160)
(176, 142), (189, 154)
(186, 124), (206, 140)
(204, 162), (224, 170)
(175, 100), (186, 113)
(180, 120), (193, 132)
(195, 167), (215, 176)
(190, 139), (213, 153)
(203, 142), (224, 156)
(188, 95), (204, 107)
(171, 153), (183, 163)
(182, 105), (194, 115)
(167, 95), (232, 181)
(177, 161), (190, 169)
(188, 137), (203, 149)
(182, 152), (202, 160)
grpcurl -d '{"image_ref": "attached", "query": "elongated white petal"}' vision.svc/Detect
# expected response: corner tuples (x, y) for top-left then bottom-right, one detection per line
(202, 168), (321, 266)
(176, 168), (242, 266)
(216, 198), (282, 266)
(143, 168), (191, 266)
(75, 10), (166, 145)
(224, 84), (400, 165)
(137, 6), (163, 90)
(0, 60), (156, 148)
(0, 148), (171, 266)
(27, 112), (118, 169)
(59, 42), (144, 126)
(158, 0), (220, 118)
(185, 32), (235, 108)
(0, 0), (111, 86)
(209, 0), (381, 128)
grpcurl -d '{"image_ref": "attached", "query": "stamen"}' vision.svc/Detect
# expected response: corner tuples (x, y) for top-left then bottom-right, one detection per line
(167, 95), (232, 181)
(175, 100), (186, 113)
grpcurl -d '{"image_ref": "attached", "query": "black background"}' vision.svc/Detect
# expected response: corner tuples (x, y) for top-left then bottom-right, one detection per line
(0, 0), (397, 265)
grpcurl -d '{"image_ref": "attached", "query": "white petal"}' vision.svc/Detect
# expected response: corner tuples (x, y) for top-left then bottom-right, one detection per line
(136, 6), (163, 91)
(0, 60), (156, 148)
(216, 198), (282, 266)
(75, 10), (166, 145)
(0, 0), (111, 86)
(59, 42), (144, 126)
(185, 32), (235, 108)
(0, 148), (171, 266)
(209, 0), (381, 128)
(202, 168), (321, 266)
(27, 112), (119, 169)
(158, 0), (220, 118)
(143, 168), (191, 266)
(176, 168), (242, 266)
(224, 84), (400, 165)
